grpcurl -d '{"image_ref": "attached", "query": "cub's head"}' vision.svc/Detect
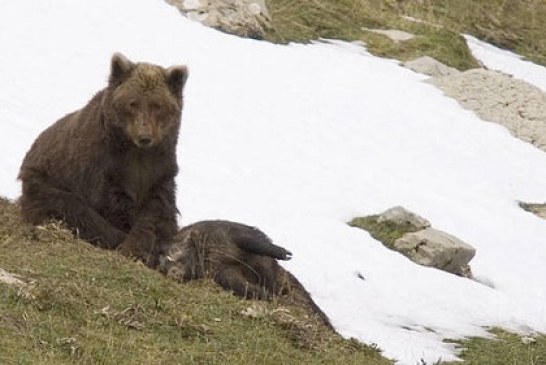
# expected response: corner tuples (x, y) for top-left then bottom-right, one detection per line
(104, 53), (189, 149)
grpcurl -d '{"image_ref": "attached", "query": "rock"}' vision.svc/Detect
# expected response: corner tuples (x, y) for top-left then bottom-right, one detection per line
(519, 201), (546, 219)
(0, 268), (26, 287)
(377, 206), (431, 230)
(402, 56), (459, 77)
(393, 228), (476, 277)
(430, 69), (546, 151)
(166, 0), (270, 39)
(363, 28), (415, 43)
(350, 207), (476, 277)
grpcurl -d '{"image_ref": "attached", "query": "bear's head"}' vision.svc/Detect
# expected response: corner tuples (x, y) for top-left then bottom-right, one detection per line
(103, 53), (189, 149)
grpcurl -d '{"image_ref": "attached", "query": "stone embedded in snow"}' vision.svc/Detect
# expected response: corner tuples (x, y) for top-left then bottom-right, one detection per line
(352, 207), (476, 277)
(166, 0), (270, 39)
(393, 228), (476, 277)
(377, 206), (431, 230)
(402, 56), (459, 77)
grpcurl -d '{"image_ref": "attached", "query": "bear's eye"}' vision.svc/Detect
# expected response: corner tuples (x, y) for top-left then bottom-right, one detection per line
(128, 100), (139, 109)
(150, 102), (162, 112)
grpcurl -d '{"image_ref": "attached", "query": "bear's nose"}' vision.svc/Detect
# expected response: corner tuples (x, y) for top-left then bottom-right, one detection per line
(138, 137), (152, 147)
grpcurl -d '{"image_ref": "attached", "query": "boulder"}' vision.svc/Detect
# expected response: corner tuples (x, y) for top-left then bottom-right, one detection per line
(402, 56), (460, 77)
(393, 228), (476, 277)
(376, 206), (431, 231)
(166, 0), (270, 39)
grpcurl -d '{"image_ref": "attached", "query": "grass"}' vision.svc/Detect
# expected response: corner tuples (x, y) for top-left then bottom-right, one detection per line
(0, 197), (391, 365)
(264, 0), (479, 70)
(263, 0), (546, 70)
(348, 214), (422, 248)
(442, 329), (546, 365)
(397, 0), (546, 67)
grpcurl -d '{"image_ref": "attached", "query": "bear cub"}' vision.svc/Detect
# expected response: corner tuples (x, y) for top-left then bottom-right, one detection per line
(18, 53), (189, 267)
(160, 220), (332, 330)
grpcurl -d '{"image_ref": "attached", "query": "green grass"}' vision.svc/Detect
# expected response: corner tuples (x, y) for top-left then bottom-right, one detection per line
(0, 197), (390, 365)
(348, 214), (422, 248)
(264, 0), (479, 70)
(398, 0), (546, 67)
(263, 0), (546, 70)
(442, 329), (546, 365)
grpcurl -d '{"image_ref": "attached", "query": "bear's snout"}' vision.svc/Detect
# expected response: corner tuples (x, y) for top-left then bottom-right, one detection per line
(126, 118), (158, 148)
(137, 135), (153, 147)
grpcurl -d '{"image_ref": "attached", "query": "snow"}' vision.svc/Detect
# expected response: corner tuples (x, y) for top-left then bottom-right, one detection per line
(1, 2), (546, 363)
(465, 34), (546, 92)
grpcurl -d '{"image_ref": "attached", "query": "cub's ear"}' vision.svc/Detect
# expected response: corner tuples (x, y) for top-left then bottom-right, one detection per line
(109, 52), (134, 86)
(165, 65), (189, 97)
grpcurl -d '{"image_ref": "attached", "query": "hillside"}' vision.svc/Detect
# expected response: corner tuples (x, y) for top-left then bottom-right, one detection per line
(2, 1), (546, 364)
(264, 0), (546, 68)
(0, 198), (389, 364)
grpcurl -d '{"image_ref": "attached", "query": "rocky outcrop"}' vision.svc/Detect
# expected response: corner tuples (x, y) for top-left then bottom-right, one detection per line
(402, 56), (459, 77)
(166, 0), (270, 39)
(430, 68), (546, 151)
(350, 207), (475, 278)
(403, 55), (546, 152)
(393, 228), (475, 277)
(376, 206), (431, 230)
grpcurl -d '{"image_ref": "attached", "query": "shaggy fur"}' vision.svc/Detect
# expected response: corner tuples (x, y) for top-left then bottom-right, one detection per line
(159, 220), (333, 330)
(18, 53), (188, 267)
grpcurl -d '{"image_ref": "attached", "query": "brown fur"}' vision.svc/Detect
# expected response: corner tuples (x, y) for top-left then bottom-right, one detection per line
(18, 53), (189, 268)
(159, 220), (333, 330)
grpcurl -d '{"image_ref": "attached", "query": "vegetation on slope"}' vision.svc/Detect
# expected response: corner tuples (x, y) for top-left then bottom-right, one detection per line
(0, 198), (390, 365)
(443, 329), (546, 365)
(264, 0), (546, 70)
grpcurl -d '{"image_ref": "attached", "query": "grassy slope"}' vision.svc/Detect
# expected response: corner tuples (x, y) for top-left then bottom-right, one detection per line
(0, 198), (390, 365)
(264, 0), (546, 70)
(443, 329), (546, 365)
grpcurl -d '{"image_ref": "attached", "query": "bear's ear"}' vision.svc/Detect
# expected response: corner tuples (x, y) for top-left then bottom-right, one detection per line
(109, 52), (134, 86)
(165, 65), (189, 97)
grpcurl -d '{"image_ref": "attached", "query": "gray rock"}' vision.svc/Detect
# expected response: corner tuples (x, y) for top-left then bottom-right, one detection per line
(166, 0), (270, 39)
(363, 28), (415, 43)
(393, 228), (476, 277)
(402, 56), (459, 77)
(377, 206), (431, 230)
(430, 69), (546, 151)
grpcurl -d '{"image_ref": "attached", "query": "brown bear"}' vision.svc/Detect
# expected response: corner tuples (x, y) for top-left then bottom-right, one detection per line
(159, 220), (333, 330)
(18, 53), (189, 267)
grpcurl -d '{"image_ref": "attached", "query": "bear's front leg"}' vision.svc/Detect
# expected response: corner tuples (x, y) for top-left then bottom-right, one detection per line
(20, 171), (127, 248)
(118, 182), (178, 268)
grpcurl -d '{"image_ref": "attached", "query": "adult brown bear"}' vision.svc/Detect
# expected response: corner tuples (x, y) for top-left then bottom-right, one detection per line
(18, 53), (292, 269)
(18, 53), (327, 329)
(18, 53), (188, 267)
